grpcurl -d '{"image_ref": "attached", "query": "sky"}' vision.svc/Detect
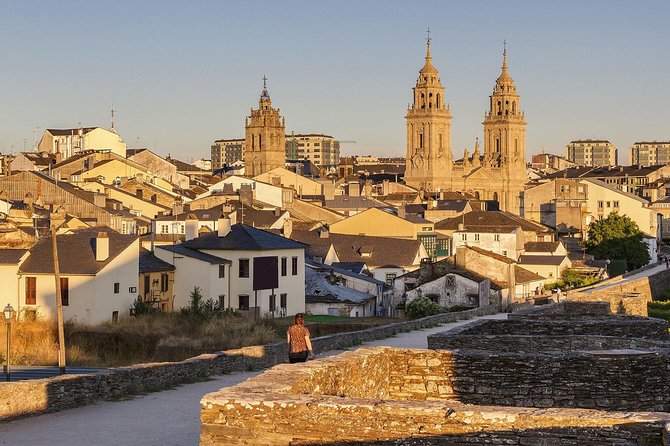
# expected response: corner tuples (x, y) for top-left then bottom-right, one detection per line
(0, 1), (669, 165)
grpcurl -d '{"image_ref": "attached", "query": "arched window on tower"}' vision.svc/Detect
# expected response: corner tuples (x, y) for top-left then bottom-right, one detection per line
(259, 135), (262, 150)
(429, 93), (433, 109)
(493, 192), (499, 203)
(512, 101), (516, 115)
(421, 93), (426, 109)
(505, 101), (509, 115)
(419, 133), (424, 149)
(436, 93), (441, 108)
(252, 135), (255, 150)
(439, 133), (443, 149)
(495, 139), (500, 152)
(497, 101), (502, 115)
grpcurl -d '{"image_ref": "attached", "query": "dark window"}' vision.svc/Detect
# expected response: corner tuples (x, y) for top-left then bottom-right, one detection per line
(269, 294), (276, 312)
(280, 293), (287, 310)
(160, 273), (169, 292)
(25, 277), (36, 305)
(239, 259), (250, 278)
(239, 295), (249, 310)
(114, 282), (120, 294)
(291, 257), (298, 276)
(144, 275), (150, 297)
(219, 264), (226, 278)
(281, 257), (287, 276)
(112, 311), (119, 323)
(218, 295), (225, 309)
(60, 277), (69, 306)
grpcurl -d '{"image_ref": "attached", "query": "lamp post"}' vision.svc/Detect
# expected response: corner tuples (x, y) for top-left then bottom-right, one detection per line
(4, 304), (15, 382)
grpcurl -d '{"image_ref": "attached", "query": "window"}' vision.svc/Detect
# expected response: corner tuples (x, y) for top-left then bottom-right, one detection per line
(280, 293), (287, 310)
(161, 224), (168, 234)
(385, 273), (396, 287)
(269, 294), (276, 312)
(502, 250), (508, 257)
(606, 201), (611, 208)
(474, 234), (480, 241)
(461, 233), (467, 241)
(281, 257), (287, 276)
(422, 226), (432, 231)
(25, 277), (36, 305)
(219, 264), (226, 278)
(60, 278), (69, 306)
(291, 257), (298, 275)
(160, 273), (169, 292)
(112, 311), (119, 323)
(239, 295), (250, 310)
(613, 201), (619, 208)
(114, 282), (120, 294)
(239, 259), (250, 278)
(218, 294), (225, 309)
(597, 201), (603, 209)
(494, 234), (500, 242)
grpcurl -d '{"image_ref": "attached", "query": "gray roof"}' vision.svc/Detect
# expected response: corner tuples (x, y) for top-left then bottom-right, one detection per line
(19, 228), (137, 275)
(157, 244), (231, 264)
(306, 259), (385, 286)
(524, 241), (561, 253)
(582, 178), (649, 204)
(305, 268), (376, 304)
(0, 249), (28, 265)
(436, 211), (550, 233)
(139, 249), (175, 273)
(324, 195), (386, 209)
(181, 224), (307, 251)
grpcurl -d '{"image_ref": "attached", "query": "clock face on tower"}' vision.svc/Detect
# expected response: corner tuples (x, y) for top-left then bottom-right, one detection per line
(412, 154), (424, 169)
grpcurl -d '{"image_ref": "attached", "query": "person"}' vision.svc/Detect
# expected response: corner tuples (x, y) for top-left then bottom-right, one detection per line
(287, 313), (314, 363)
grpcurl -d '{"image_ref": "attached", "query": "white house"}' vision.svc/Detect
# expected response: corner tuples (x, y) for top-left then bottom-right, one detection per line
(452, 226), (524, 260)
(155, 217), (307, 317)
(200, 176), (288, 208)
(17, 228), (139, 325)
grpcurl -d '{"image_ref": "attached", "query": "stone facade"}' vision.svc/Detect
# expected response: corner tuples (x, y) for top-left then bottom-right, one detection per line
(404, 40), (526, 214)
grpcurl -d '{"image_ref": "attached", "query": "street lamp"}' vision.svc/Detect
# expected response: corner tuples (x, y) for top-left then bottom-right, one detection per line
(3, 304), (15, 382)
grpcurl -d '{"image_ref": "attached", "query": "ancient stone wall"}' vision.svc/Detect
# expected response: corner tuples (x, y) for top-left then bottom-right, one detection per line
(0, 305), (498, 421)
(200, 347), (670, 445)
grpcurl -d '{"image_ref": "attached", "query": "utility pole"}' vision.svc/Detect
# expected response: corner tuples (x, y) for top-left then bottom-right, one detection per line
(51, 225), (66, 374)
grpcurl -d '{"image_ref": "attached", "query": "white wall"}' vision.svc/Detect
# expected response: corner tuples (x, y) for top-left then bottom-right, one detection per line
(203, 176), (283, 207)
(306, 300), (375, 317)
(452, 229), (522, 260)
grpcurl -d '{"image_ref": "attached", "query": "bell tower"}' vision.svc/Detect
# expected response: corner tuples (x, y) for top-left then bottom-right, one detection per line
(482, 45), (526, 177)
(404, 32), (453, 192)
(244, 76), (286, 176)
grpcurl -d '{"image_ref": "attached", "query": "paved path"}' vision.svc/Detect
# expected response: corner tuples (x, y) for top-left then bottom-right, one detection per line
(582, 262), (667, 294)
(0, 313), (505, 446)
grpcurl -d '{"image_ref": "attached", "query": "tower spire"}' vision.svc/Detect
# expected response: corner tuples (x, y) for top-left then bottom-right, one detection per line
(425, 27), (432, 61)
(260, 75), (270, 101)
(502, 39), (508, 71)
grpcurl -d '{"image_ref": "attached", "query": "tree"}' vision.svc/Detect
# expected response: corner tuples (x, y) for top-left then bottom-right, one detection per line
(584, 213), (650, 271)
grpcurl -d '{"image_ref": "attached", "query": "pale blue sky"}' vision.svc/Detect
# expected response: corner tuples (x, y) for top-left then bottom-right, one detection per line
(0, 0), (668, 164)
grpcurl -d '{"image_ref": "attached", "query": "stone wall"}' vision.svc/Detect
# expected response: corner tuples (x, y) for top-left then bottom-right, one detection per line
(200, 347), (670, 445)
(0, 305), (498, 421)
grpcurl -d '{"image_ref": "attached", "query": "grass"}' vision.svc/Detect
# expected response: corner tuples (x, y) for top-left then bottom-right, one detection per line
(4, 311), (400, 368)
(649, 301), (670, 321)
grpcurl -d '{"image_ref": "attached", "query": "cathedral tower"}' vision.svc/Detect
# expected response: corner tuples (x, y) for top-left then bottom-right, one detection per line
(404, 36), (453, 192)
(482, 46), (527, 212)
(244, 77), (286, 176)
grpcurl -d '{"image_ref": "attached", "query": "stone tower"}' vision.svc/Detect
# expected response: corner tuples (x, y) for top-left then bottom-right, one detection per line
(404, 37), (453, 191)
(244, 77), (286, 176)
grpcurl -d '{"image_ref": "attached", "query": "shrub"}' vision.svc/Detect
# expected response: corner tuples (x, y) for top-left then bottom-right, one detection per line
(130, 297), (160, 316)
(405, 297), (445, 320)
(607, 259), (627, 277)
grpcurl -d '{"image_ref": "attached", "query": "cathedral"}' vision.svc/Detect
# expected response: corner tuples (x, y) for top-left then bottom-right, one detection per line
(244, 77), (286, 176)
(404, 38), (527, 214)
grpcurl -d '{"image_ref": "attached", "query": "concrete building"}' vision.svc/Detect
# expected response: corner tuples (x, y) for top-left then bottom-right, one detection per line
(155, 221), (306, 316)
(126, 149), (189, 189)
(10, 152), (56, 173)
(244, 79), (286, 176)
(531, 151), (576, 172)
(630, 141), (670, 167)
(522, 179), (588, 236)
(17, 229), (139, 324)
(211, 139), (245, 171)
(565, 140), (617, 167)
(287, 134), (340, 169)
(37, 127), (127, 160)
(404, 39), (527, 214)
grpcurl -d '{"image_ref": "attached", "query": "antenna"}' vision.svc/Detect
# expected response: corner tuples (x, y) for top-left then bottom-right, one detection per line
(111, 106), (116, 133)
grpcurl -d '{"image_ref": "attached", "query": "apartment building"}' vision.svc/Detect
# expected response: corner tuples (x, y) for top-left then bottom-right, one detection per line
(211, 138), (245, 170)
(630, 141), (670, 167)
(565, 140), (617, 167)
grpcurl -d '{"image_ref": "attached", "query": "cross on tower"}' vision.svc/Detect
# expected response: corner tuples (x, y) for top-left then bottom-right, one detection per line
(503, 39), (507, 53)
(426, 27), (431, 43)
(262, 75), (268, 88)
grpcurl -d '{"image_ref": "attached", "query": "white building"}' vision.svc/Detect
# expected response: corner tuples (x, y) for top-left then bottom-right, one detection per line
(452, 226), (524, 260)
(155, 218), (306, 317)
(16, 228), (139, 324)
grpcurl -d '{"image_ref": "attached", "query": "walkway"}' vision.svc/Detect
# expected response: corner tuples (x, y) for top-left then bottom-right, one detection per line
(0, 313), (505, 446)
(582, 262), (668, 294)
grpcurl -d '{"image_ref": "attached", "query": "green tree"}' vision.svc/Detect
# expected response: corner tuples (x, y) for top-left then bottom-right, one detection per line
(584, 213), (650, 271)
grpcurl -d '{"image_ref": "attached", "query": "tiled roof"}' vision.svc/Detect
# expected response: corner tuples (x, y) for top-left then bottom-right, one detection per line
(330, 261), (367, 275)
(139, 248), (175, 273)
(396, 258), (502, 290)
(466, 246), (516, 264)
(305, 268), (375, 304)
(307, 259), (384, 286)
(157, 244), (231, 264)
(324, 195), (386, 209)
(0, 249), (29, 265)
(19, 227), (137, 275)
(524, 241), (561, 253)
(515, 266), (546, 284)
(181, 224), (307, 251)
(436, 211), (549, 233)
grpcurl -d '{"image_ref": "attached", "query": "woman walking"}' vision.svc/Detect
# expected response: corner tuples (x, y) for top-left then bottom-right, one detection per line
(287, 313), (314, 363)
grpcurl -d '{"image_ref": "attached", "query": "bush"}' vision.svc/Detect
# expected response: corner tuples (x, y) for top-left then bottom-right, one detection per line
(130, 297), (160, 316)
(607, 259), (627, 277)
(405, 297), (445, 320)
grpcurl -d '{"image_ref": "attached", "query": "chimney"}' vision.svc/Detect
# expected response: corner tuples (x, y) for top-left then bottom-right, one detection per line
(398, 204), (406, 219)
(418, 258), (433, 283)
(348, 182), (360, 197)
(382, 179), (390, 196)
(274, 207), (281, 217)
(319, 229), (330, 239)
(95, 232), (110, 262)
(173, 199), (184, 215)
(282, 218), (293, 238)
(323, 182), (335, 201)
(93, 193), (107, 208)
(185, 214), (199, 241)
(363, 180), (372, 197)
(217, 213), (231, 237)
(431, 199), (438, 210)
(458, 223), (465, 231)
(239, 184), (254, 207)
(222, 203), (233, 213)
